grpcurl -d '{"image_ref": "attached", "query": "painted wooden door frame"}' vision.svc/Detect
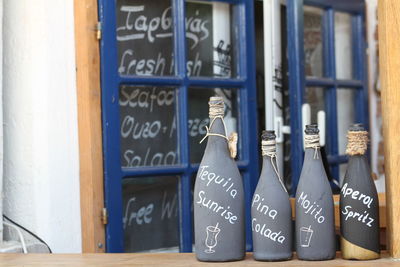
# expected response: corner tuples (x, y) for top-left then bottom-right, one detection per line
(72, 0), (399, 257)
(378, 0), (400, 259)
(74, 0), (106, 253)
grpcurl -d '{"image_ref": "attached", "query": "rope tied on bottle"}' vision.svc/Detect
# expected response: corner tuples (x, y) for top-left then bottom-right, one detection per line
(346, 130), (368, 156)
(199, 115), (229, 144)
(199, 97), (237, 159)
(304, 134), (320, 159)
(261, 140), (288, 193)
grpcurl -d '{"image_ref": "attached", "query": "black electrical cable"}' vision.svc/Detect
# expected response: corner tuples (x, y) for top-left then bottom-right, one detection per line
(3, 214), (52, 253)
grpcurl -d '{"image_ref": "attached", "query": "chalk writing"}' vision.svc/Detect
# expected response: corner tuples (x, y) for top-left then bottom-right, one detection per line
(122, 177), (180, 252)
(123, 190), (178, 230)
(341, 183), (373, 208)
(196, 190), (238, 224)
(341, 206), (374, 227)
(300, 225), (313, 247)
(251, 218), (285, 244)
(116, 1), (214, 77)
(119, 87), (175, 112)
(340, 183), (375, 228)
(188, 118), (209, 137)
(161, 191), (178, 220)
(119, 86), (178, 168)
(251, 194), (278, 220)
(123, 198), (154, 229)
(117, 6), (209, 48)
(198, 165), (238, 199)
(205, 223), (220, 253)
(297, 192), (325, 223)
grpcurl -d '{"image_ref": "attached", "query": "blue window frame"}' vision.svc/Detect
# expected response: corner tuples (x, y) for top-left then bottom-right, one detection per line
(287, 0), (368, 195)
(99, 0), (258, 252)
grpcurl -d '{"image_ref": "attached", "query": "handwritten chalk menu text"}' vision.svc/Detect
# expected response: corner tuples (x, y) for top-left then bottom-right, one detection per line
(297, 192), (326, 224)
(341, 183), (375, 227)
(116, 0), (213, 76)
(123, 176), (179, 252)
(119, 86), (178, 168)
(251, 194), (286, 244)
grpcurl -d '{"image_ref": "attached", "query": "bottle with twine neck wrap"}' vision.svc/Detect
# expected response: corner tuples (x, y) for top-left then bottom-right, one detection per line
(295, 124), (335, 260)
(340, 124), (380, 260)
(194, 96), (244, 262)
(251, 130), (292, 261)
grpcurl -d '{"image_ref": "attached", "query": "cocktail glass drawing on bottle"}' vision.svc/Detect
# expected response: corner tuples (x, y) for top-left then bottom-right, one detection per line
(205, 223), (221, 253)
(300, 225), (313, 248)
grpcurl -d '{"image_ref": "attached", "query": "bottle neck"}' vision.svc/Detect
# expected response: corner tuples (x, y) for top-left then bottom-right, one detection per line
(348, 153), (367, 162)
(304, 147), (322, 161)
(261, 154), (288, 193)
(346, 130), (368, 156)
(204, 116), (229, 151)
(208, 116), (226, 136)
(262, 155), (277, 169)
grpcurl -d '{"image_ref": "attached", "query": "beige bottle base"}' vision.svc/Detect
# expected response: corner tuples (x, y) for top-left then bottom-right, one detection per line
(341, 237), (379, 260)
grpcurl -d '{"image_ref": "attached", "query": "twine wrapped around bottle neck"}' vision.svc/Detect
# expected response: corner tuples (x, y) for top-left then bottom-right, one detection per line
(209, 97), (225, 119)
(261, 140), (277, 157)
(304, 134), (320, 159)
(261, 139), (288, 193)
(346, 130), (368, 156)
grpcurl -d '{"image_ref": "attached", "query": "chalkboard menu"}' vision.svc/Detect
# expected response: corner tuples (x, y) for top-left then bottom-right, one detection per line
(119, 85), (178, 168)
(304, 7), (323, 77)
(116, 0), (214, 76)
(116, 0), (236, 252)
(123, 176), (179, 252)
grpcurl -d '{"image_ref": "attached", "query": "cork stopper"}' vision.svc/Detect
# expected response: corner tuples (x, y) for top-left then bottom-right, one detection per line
(208, 96), (225, 119)
(305, 123), (319, 135)
(346, 123), (368, 156)
(261, 130), (276, 141)
(349, 123), (364, 132)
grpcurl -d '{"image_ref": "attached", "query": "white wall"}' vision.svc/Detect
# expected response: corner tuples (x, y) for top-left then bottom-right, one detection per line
(0, 0), (3, 243)
(3, 0), (82, 252)
(366, 0), (385, 192)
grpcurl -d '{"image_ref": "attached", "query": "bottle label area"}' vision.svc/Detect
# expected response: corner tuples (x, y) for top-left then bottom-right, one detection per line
(297, 191), (326, 224)
(251, 193), (287, 244)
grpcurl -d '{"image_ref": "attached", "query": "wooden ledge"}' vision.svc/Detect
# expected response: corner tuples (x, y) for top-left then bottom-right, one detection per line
(1, 252), (399, 266)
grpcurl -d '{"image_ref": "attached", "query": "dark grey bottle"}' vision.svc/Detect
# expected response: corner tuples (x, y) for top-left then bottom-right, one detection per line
(251, 130), (292, 261)
(194, 96), (245, 262)
(340, 124), (380, 260)
(295, 124), (335, 260)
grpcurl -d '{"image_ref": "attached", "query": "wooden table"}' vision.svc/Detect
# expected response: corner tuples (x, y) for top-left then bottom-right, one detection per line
(2, 253), (400, 267)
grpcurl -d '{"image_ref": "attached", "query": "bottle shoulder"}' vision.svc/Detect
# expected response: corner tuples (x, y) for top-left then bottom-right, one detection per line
(256, 158), (288, 193)
(298, 158), (330, 187)
(341, 156), (378, 198)
(296, 152), (333, 200)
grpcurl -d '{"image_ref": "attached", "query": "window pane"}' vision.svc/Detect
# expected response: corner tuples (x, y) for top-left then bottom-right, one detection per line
(185, 1), (236, 78)
(304, 6), (323, 78)
(122, 176), (179, 252)
(305, 87), (325, 124)
(116, 0), (175, 76)
(188, 88), (240, 163)
(337, 89), (356, 183)
(119, 86), (179, 168)
(337, 89), (356, 155)
(335, 12), (353, 80)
